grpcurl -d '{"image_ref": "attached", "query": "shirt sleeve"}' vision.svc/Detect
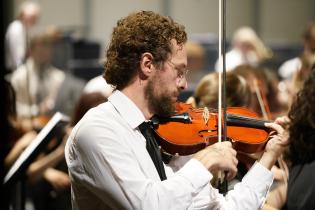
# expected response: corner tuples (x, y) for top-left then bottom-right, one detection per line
(168, 156), (273, 210)
(204, 162), (274, 210)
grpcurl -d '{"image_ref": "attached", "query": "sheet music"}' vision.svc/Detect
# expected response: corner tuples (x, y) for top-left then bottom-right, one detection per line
(4, 112), (69, 185)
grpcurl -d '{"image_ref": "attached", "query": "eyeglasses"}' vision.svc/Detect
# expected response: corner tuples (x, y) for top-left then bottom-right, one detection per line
(167, 60), (189, 81)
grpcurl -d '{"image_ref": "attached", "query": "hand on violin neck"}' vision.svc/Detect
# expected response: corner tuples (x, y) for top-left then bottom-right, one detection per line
(259, 122), (289, 170)
(274, 116), (290, 130)
(193, 141), (238, 181)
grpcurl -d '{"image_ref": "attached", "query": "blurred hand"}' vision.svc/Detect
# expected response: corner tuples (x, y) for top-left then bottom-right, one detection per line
(193, 141), (238, 180)
(44, 168), (70, 191)
(17, 131), (37, 149)
(5, 131), (37, 169)
(274, 116), (290, 129)
(271, 165), (287, 182)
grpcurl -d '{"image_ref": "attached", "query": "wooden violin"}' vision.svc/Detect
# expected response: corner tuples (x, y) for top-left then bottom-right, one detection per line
(152, 102), (271, 156)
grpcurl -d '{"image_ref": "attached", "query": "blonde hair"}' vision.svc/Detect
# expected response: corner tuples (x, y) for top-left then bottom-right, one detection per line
(191, 71), (251, 108)
(233, 26), (272, 61)
(18, 1), (40, 17)
(292, 53), (315, 92)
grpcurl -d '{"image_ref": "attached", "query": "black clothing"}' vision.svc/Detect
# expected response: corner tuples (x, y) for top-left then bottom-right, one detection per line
(283, 161), (315, 210)
(30, 160), (71, 210)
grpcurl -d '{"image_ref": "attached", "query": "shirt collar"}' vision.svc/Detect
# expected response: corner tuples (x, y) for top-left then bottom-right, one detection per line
(108, 90), (146, 129)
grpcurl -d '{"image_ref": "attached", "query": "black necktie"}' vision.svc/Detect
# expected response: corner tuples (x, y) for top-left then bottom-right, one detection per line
(138, 121), (167, 181)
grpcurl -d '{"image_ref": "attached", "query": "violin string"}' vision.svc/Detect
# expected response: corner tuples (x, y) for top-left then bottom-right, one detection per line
(193, 108), (218, 113)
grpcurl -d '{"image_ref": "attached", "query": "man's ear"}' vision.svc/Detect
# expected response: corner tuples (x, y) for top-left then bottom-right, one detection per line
(140, 52), (154, 78)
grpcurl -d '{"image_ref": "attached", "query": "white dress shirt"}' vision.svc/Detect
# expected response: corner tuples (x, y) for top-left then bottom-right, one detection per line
(65, 90), (273, 210)
(83, 75), (114, 98)
(10, 58), (65, 117)
(278, 57), (301, 80)
(5, 20), (27, 70)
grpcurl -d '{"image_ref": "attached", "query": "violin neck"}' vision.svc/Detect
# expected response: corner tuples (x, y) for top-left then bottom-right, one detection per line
(153, 113), (191, 125)
(226, 114), (271, 129)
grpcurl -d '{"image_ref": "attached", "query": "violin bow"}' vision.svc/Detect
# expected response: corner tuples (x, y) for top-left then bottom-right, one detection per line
(217, 0), (228, 194)
(253, 78), (272, 120)
(254, 79), (289, 184)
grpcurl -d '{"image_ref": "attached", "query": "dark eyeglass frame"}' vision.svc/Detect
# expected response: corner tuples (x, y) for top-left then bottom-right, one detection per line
(166, 60), (189, 81)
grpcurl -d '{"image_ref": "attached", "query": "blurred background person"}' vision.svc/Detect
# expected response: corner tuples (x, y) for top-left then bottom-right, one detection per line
(28, 92), (107, 210)
(4, 79), (69, 210)
(281, 63), (315, 210)
(69, 92), (108, 128)
(43, 26), (86, 117)
(5, 1), (40, 73)
(278, 22), (315, 80)
(284, 52), (315, 108)
(186, 71), (251, 109)
(215, 26), (272, 71)
(10, 33), (65, 129)
(233, 64), (286, 120)
(83, 75), (114, 98)
(5, 81), (107, 210)
(3, 80), (36, 171)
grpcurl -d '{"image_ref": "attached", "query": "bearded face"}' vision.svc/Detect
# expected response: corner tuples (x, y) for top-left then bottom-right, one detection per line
(145, 72), (177, 116)
(143, 40), (188, 117)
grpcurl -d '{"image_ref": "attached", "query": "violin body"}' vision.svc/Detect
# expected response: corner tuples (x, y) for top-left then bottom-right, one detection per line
(153, 102), (270, 156)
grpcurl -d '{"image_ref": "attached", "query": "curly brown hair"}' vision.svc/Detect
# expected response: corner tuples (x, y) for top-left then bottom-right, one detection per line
(104, 11), (187, 90)
(287, 67), (315, 165)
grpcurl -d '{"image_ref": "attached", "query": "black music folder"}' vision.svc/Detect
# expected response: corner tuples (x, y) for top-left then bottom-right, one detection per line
(4, 112), (69, 187)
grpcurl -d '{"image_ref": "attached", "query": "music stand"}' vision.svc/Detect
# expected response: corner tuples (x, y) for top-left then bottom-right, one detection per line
(3, 112), (69, 210)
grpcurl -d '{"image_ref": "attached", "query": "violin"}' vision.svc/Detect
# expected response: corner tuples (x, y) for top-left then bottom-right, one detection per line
(152, 102), (271, 156)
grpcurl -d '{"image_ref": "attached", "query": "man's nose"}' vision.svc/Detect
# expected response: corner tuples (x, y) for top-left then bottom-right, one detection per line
(178, 77), (188, 90)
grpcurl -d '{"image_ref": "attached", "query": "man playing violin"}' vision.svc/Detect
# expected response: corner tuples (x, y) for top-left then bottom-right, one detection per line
(65, 11), (288, 210)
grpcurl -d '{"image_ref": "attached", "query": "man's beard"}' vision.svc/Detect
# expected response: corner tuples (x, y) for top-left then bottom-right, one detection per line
(145, 78), (176, 117)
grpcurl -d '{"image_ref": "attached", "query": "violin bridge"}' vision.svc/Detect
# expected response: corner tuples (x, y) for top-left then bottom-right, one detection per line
(202, 107), (210, 125)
